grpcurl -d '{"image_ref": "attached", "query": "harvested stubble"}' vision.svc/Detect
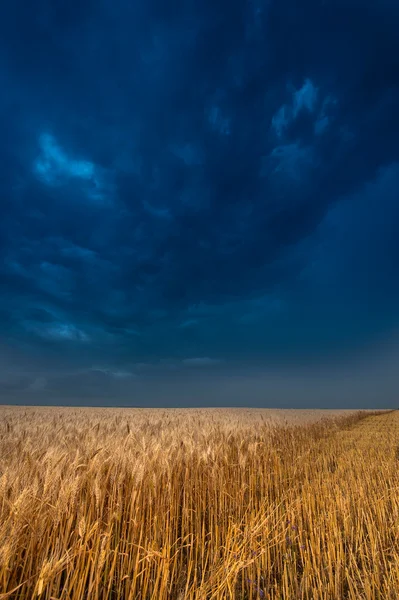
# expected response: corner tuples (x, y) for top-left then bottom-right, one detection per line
(0, 406), (398, 600)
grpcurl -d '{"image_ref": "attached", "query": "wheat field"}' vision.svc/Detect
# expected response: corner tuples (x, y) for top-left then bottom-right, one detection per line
(0, 406), (398, 599)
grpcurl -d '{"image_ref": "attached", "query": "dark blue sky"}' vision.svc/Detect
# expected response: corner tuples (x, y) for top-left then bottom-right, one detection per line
(1, 0), (399, 407)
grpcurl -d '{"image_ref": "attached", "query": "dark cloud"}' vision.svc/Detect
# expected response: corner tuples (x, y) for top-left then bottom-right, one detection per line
(0, 0), (399, 406)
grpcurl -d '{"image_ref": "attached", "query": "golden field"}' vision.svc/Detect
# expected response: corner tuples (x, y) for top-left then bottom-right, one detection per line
(0, 406), (398, 599)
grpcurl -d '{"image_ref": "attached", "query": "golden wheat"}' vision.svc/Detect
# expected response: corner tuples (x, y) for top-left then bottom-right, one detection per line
(0, 406), (398, 599)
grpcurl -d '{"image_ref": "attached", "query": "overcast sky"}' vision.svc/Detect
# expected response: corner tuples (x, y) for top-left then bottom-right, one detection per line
(1, 0), (399, 407)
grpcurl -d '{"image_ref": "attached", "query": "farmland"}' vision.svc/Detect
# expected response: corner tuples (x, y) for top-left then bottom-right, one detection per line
(0, 406), (398, 599)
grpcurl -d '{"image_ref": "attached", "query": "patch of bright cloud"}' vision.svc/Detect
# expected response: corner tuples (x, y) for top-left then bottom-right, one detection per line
(292, 78), (318, 117)
(24, 321), (90, 343)
(271, 79), (336, 140)
(90, 366), (135, 378)
(179, 319), (198, 328)
(182, 357), (224, 367)
(33, 133), (113, 206)
(268, 142), (315, 180)
(112, 370), (135, 378)
(46, 323), (90, 342)
(34, 133), (95, 184)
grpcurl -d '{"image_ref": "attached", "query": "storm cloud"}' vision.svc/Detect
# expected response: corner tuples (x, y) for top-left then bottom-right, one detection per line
(1, 0), (399, 406)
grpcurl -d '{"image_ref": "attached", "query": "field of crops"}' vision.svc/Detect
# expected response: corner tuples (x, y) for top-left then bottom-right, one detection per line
(0, 406), (398, 599)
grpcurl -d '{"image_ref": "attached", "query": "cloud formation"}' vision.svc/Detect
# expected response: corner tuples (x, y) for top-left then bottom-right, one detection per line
(0, 0), (399, 406)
